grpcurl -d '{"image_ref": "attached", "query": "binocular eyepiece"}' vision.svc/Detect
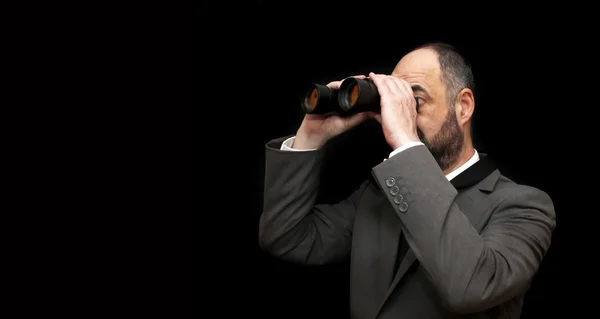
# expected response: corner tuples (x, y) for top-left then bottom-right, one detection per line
(302, 77), (419, 116)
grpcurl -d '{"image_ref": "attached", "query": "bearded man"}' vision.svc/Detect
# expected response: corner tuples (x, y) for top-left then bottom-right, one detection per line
(258, 42), (556, 319)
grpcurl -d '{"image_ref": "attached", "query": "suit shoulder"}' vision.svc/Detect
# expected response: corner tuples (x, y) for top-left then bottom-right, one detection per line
(495, 174), (551, 200)
(492, 175), (555, 218)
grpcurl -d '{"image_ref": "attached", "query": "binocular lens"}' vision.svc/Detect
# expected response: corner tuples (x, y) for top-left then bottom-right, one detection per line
(350, 84), (359, 107)
(302, 84), (338, 114)
(338, 78), (380, 113)
(307, 87), (319, 111)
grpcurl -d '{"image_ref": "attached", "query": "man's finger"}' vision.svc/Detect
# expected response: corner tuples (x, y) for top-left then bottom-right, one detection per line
(382, 75), (403, 96)
(330, 75), (366, 89)
(369, 72), (393, 97)
(364, 112), (382, 123)
(391, 77), (412, 95)
(339, 74), (367, 86)
(326, 80), (343, 89)
(373, 113), (382, 123)
(372, 73), (402, 98)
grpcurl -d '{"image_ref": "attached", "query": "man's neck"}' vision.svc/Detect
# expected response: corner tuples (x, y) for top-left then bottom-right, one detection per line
(443, 143), (476, 176)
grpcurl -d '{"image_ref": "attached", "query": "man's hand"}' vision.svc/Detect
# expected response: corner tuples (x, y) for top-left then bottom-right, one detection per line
(368, 72), (420, 150)
(295, 75), (373, 150)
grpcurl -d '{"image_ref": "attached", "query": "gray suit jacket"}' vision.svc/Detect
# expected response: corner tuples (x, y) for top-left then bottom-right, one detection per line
(259, 136), (556, 319)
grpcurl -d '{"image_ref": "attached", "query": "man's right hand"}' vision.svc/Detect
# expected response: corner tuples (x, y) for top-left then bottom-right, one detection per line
(293, 75), (375, 150)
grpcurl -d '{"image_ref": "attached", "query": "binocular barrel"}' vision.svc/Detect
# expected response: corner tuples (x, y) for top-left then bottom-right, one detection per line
(302, 83), (339, 115)
(302, 78), (419, 116)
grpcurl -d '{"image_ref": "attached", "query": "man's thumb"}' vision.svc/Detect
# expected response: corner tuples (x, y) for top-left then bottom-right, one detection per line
(359, 111), (381, 123)
(345, 112), (370, 128)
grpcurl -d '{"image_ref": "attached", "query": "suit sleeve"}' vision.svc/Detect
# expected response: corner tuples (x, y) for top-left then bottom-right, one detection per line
(258, 136), (367, 265)
(371, 145), (556, 313)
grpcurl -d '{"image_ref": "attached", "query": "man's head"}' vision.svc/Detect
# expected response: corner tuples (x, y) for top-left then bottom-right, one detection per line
(391, 42), (476, 172)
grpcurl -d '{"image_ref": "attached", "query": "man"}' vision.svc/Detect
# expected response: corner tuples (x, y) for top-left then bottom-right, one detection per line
(258, 42), (556, 318)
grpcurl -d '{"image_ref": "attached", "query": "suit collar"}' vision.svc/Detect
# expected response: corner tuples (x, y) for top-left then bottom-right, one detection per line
(446, 149), (480, 181)
(450, 153), (498, 191)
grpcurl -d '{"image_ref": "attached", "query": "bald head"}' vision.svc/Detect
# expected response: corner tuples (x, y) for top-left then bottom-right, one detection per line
(405, 43), (475, 106)
(393, 48), (441, 79)
(392, 48), (446, 109)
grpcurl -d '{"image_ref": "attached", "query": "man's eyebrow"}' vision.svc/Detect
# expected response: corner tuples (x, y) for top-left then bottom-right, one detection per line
(411, 84), (431, 98)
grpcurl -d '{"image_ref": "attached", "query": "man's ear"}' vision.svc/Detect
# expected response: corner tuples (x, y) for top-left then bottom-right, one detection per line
(455, 88), (475, 125)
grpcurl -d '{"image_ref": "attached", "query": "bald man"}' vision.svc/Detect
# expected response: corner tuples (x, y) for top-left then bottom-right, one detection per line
(258, 42), (556, 319)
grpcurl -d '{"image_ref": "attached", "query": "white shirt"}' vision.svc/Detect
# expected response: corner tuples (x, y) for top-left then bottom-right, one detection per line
(280, 136), (479, 181)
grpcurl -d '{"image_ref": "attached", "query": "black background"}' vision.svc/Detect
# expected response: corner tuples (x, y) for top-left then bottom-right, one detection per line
(14, 2), (598, 318)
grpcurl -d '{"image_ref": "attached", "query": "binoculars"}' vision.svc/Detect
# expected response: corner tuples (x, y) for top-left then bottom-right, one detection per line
(301, 77), (419, 116)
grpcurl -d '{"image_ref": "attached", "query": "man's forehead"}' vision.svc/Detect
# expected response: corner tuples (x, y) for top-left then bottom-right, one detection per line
(391, 49), (440, 81)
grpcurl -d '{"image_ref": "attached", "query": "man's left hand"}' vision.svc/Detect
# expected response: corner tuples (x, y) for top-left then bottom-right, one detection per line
(368, 72), (421, 150)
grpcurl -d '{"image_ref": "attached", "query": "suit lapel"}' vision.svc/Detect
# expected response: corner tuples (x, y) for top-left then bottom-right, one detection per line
(376, 154), (500, 314)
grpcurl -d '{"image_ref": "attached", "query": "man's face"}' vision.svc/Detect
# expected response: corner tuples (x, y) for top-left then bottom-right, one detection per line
(391, 48), (464, 171)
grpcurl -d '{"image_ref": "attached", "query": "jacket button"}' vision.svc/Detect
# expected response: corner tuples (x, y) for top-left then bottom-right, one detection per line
(385, 177), (396, 187)
(393, 195), (404, 204)
(398, 201), (409, 212)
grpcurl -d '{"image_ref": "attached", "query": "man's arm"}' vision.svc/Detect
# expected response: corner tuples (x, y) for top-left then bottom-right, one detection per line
(258, 136), (368, 265)
(372, 145), (556, 313)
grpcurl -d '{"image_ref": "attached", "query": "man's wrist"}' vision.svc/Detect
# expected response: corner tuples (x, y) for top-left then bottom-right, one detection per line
(389, 141), (424, 158)
(389, 134), (421, 150)
(294, 129), (328, 150)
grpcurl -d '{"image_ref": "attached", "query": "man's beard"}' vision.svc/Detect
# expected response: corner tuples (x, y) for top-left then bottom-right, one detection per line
(417, 109), (464, 172)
